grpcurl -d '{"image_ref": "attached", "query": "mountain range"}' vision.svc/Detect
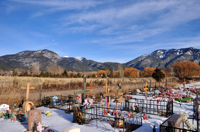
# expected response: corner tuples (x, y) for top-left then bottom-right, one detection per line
(0, 47), (200, 71)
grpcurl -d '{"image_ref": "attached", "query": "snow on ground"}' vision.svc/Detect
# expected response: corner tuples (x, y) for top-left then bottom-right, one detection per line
(1, 81), (200, 132)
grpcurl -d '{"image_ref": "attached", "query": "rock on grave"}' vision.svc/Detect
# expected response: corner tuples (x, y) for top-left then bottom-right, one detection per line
(0, 104), (9, 113)
(63, 127), (80, 132)
(27, 109), (42, 131)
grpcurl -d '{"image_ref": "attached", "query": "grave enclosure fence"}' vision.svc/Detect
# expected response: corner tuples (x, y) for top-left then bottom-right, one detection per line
(74, 105), (142, 132)
(124, 98), (173, 117)
(43, 95), (75, 109)
(160, 117), (200, 132)
(160, 98), (200, 132)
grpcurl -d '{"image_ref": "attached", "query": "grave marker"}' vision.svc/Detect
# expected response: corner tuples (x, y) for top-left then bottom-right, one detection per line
(103, 78), (110, 93)
(21, 81), (35, 101)
(27, 109), (42, 131)
(104, 88), (115, 112)
(143, 82), (149, 98)
(21, 81), (35, 113)
(74, 75), (93, 104)
(0, 104), (9, 113)
(87, 81), (96, 89)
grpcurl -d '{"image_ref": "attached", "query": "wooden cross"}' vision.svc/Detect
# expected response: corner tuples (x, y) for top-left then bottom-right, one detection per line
(183, 78), (186, 88)
(74, 75), (93, 104)
(103, 78), (110, 93)
(87, 81), (96, 89)
(21, 81), (35, 101)
(143, 82), (148, 98)
(104, 88), (115, 113)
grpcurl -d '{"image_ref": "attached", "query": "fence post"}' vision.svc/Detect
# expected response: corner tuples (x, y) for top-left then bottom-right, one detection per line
(153, 125), (156, 132)
(123, 117), (125, 132)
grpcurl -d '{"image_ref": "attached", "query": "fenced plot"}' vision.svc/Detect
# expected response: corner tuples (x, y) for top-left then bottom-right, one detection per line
(74, 105), (142, 132)
(43, 95), (75, 108)
(124, 98), (173, 117)
(160, 117), (199, 132)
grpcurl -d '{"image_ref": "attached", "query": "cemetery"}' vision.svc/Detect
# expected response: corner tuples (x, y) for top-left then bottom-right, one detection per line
(1, 77), (200, 132)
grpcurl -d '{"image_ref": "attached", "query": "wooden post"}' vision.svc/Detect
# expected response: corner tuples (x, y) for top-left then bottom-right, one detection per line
(21, 81), (35, 101)
(103, 78), (110, 93)
(39, 85), (42, 101)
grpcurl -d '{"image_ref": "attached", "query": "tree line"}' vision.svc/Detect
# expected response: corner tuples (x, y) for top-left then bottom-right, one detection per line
(2, 60), (200, 79)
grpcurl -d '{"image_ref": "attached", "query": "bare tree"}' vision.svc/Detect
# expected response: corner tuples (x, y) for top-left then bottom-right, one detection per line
(46, 62), (64, 75)
(118, 64), (124, 78)
(32, 62), (40, 75)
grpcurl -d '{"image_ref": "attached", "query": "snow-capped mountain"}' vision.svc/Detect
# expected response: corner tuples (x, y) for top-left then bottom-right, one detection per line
(125, 47), (200, 70)
(1, 47), (200, 72)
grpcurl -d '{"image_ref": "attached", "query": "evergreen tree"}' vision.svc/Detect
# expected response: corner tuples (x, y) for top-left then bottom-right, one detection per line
(92, 73), (96, 78)
(70, 73), (74, 78)
(62, 70), (68, 77)
(39, 71), (45, 77)
(77, 72), (81, 78)
(12, 69), (18, 76)
(24, 71), (29, 76)
(102, 73), (106, 78)
(107, 69), (113, 78)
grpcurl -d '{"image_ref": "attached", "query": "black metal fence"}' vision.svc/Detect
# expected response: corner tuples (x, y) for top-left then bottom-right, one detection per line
(43, 95), (75, 109)
(160, 117), (199, 132)
(124, 98), (173, 117)
(74, 105), (142, 132)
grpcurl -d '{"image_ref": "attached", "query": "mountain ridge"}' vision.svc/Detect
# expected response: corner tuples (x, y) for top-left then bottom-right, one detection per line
(0, 47), (200, 71)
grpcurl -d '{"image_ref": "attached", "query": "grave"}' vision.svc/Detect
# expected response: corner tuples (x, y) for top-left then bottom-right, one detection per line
(143, 82), (149, 98)
(21, 81), (35, 114)
(27, 109), (42, 132)
(87, 81), (96, 89)
(104, 88), (115, 112)
(74, 75), (93, 104)
(0, 104), (9, 113)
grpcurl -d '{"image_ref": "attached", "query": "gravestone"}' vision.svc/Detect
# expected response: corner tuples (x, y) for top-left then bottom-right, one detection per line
(27, 109), (42, 131)
(0, 104), (9, 113)
(167, 114), (183, 132)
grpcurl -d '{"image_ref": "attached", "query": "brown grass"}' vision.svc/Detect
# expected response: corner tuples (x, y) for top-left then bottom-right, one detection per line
(0, 76), (177, 109)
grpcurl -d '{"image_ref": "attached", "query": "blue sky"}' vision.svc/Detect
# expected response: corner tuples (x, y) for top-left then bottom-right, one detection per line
(1, 0), (200, 63)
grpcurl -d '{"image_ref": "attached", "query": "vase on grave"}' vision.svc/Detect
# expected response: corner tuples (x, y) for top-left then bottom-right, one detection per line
(115, 118), (124, 127)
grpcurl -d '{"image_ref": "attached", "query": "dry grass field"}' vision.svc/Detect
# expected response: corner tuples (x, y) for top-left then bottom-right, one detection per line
(0, 76), (176, 107)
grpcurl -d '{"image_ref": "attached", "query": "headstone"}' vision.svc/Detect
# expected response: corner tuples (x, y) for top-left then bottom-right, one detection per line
(155, 90), (160, 94)
(27, 109), (42, 131)
(0, 104), (9, 113)
(131, 90), (137, 95)
(136, 89), (141, 93)
(128, 99), (135, 109)
(167, 114), (183, 132)
(63, 127), (80, 132)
